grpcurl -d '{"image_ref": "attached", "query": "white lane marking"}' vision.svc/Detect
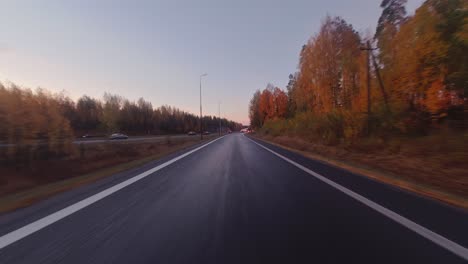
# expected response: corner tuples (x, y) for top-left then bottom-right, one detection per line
(245, 135), (468, 261)
(0, 136), (224, 250)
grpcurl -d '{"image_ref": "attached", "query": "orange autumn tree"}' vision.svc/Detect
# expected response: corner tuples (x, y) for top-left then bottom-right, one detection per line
(273, 87), (288, 119)
(248, 0), (467, 137)
(248, 90), (262, 128)
(391, 0), (467, 119)
(254, 84), (289, 126)
(259, 87), (273, 125)
(295, 16), (362, 113)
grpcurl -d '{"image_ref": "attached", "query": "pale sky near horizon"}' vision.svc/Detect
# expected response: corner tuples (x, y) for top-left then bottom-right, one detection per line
(0, 0), (423, 125)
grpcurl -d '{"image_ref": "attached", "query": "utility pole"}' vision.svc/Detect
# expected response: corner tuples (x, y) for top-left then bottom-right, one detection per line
(360, 41), (376, 135)
(200, 73), (207, 140)
(370, 52), (389, 109)
(366, 41), (371, 135)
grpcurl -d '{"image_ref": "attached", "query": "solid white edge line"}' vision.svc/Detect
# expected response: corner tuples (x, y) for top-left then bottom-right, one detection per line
(0, 136), (225, 250)
(244, 135), (468, 261)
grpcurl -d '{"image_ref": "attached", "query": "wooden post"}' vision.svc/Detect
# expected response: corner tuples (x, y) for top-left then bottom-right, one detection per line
(371, 51), (389, 109)
(366, 41), (372, 135)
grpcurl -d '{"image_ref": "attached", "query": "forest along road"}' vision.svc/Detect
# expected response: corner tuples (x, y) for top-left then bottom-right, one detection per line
(0, 133), (467, 263)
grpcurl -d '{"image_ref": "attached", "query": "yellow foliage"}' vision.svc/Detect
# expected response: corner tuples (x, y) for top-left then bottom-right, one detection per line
(425, 78), (450, 115)
(0, 83), (74, 159)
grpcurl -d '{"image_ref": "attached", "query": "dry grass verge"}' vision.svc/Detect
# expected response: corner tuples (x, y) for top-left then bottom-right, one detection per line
(252, 134), (468, 209)
(0, 136), (216, 213)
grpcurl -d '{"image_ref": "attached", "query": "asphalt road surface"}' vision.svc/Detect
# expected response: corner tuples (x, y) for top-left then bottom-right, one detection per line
(0, 133), (467, 263)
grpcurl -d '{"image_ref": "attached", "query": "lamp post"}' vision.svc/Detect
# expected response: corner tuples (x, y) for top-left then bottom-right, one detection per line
(200, 73), (207, 140)
(218, 101), (221, 136)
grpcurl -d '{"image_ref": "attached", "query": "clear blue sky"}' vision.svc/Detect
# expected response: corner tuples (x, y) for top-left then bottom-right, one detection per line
(0, 0), (422, 125)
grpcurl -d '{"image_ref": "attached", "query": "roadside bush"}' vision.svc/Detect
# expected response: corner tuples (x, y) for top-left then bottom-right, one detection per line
(261, 118), (289, 137)
(260, 110), (367, 145)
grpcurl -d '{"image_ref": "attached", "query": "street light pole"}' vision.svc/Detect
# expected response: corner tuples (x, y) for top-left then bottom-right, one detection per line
(218, 101), (221, 136)
(199, 73), (207, 140)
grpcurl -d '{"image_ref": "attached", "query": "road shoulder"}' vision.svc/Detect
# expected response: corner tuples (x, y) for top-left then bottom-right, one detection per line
(248, 134), (467, 209)
(0, 136), (219, 216)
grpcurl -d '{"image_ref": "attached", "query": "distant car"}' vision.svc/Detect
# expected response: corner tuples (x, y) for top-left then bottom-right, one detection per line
(82, 134), (90, 138)
(109, 133), (128, 140)
(187, 131), (197, 136)
(227, 129), (232, 134)
(203, 131), (211, 135)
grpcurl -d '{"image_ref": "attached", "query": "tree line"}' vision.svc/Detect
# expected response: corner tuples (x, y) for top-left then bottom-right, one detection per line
(68, 92), (241, 135)
(249, 0), (466, 142)
(0, 82), (242, 160)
